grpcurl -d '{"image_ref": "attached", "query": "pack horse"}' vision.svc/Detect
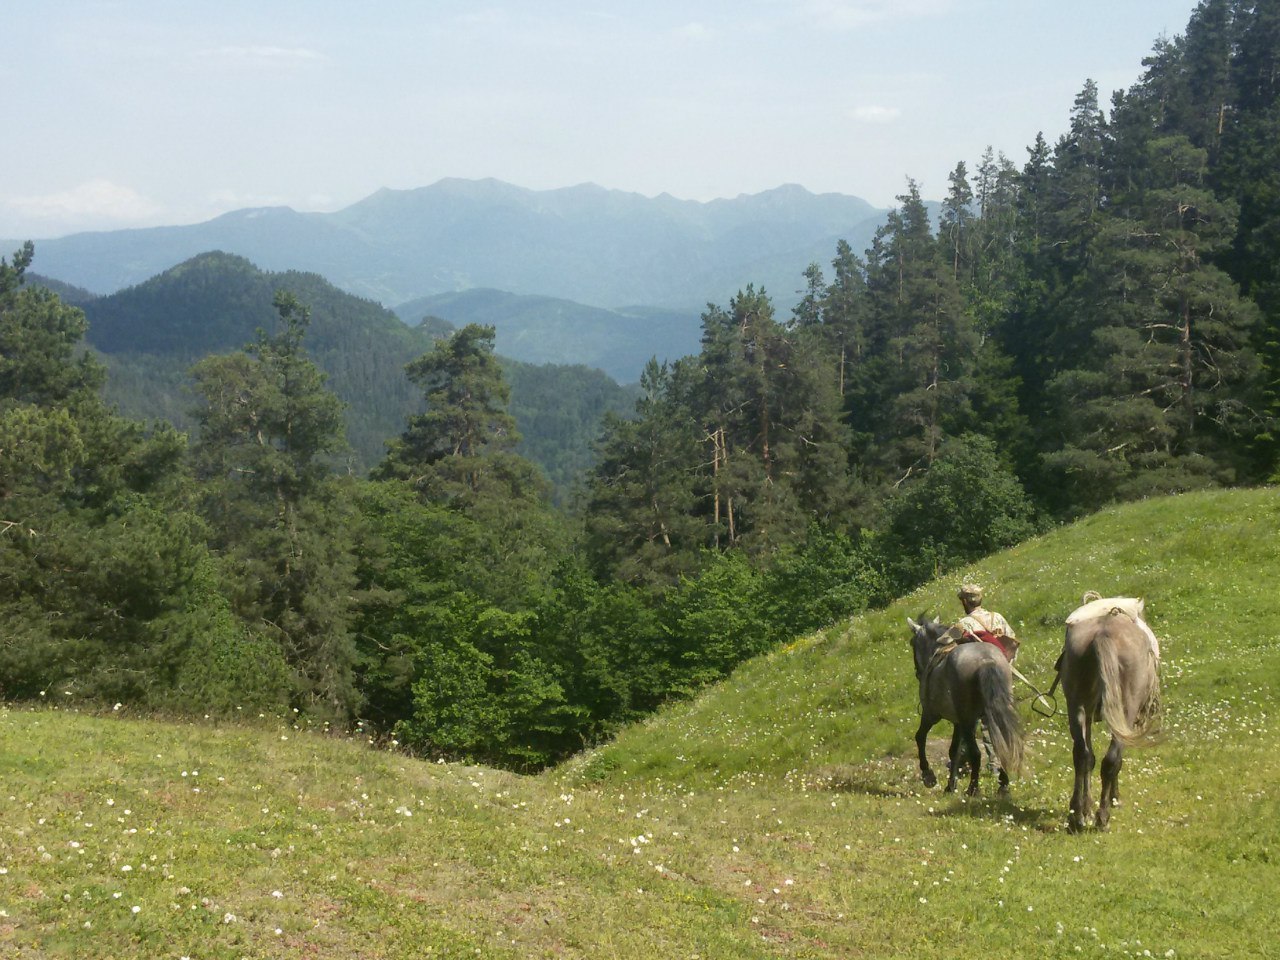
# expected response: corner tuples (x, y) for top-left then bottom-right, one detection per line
(1060, 603), (1161, 832)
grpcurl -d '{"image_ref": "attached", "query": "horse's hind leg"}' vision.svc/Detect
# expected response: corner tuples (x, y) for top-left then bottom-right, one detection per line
(916, 714), (938, 788)
(1068, 705), (1094, 833)
(944, 728), (962, 792)
(1096, 737), (1123, 830)
(961, 723), (983, 797)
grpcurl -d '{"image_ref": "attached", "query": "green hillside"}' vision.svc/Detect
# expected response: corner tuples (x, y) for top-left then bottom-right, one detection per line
(5, 491), (1274, 957)
(572, 486), (1280, 785)
(2, 488), (1277, 958)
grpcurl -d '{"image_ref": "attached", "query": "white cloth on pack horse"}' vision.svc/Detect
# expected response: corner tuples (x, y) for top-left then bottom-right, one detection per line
(1066, 593), (1160, 663)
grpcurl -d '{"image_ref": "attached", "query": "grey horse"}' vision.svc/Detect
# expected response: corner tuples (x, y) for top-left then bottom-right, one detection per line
(1061, 610), (1161, 832)
(908, 615), (1024, 796)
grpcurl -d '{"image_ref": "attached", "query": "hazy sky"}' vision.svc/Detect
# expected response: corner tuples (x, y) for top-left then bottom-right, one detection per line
(2, 0), (1201, 239)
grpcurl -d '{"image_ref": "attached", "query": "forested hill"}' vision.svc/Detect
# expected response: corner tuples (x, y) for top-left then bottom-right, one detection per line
(84, 251), (431, 359)
(15, 180), (889, 309)
(77, 251), (637, 480)
(80, 251), (437, 468)
(27, 273), (97, 306)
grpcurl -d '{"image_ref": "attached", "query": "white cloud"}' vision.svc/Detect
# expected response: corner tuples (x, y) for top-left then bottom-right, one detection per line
(197, 45), (324, 65)
(1, 180), (163, 234)
(851, 104), (901, 123)
(673, 22), (711, 42)
(451, 8), (512, 29)
(792, 0), (951, 30)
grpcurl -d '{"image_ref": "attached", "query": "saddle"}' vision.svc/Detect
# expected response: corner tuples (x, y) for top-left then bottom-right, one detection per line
(962, 628), (1016, 662)
(937, 622), (1017, 662)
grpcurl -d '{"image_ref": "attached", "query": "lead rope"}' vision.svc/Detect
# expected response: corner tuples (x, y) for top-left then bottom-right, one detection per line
(1010, 662), (1058, 717)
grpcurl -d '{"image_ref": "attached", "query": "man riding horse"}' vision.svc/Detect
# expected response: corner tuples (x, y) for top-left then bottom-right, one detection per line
(954, 583), (1019, 662)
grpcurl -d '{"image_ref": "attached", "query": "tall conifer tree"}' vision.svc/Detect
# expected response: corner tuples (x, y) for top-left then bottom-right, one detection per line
(191, 291), (359, 718)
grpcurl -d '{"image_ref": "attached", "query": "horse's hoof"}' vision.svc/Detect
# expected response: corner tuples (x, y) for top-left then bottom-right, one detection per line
(943, 783), (956, 794)
(922, 771), (937, 788)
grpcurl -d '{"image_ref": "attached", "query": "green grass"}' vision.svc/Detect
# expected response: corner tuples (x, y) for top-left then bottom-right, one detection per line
(2, 487), (1278, 958)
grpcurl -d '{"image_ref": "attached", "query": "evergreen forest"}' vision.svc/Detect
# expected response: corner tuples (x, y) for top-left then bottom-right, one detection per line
(3, 0), (1278, 770)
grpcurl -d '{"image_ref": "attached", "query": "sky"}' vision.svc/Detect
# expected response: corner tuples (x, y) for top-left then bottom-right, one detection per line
(1, 0), (1203, 240)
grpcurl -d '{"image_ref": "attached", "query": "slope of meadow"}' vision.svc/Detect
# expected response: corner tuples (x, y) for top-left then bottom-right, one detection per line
(1, 488), (1277, 958)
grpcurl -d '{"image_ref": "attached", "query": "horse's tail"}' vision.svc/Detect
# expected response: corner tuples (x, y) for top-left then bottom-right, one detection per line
(978, 661), (1024, 777)
(1096, 627), (1162, 747)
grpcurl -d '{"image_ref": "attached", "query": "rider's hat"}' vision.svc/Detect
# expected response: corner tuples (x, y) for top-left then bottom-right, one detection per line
(958, 583), (984, 602)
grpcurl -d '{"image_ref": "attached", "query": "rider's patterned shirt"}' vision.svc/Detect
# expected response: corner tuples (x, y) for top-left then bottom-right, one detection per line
(957, 606), (1016, 640)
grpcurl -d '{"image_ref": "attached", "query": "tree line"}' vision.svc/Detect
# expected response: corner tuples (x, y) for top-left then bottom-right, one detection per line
(2, 0), (1276, 768)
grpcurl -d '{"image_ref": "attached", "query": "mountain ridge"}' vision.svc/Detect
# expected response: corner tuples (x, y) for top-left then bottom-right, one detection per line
(9, 178), (891, 310)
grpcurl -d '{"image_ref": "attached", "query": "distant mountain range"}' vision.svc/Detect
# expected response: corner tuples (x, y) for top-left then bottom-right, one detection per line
(9, 179), (891, 311)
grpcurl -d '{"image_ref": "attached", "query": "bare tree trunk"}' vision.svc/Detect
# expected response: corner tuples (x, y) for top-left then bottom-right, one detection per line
(1180, 291), (1194, 431)
(652, 498), (672, 548)
(710, 426), (723, 550)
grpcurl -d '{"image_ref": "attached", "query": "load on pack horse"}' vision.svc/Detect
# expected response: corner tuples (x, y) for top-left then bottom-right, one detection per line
(1058, 594), (1162, 832)
(907, 615), (1024, 796)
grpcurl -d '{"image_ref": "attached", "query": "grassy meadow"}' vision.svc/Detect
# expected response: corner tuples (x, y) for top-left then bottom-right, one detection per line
(1, 487), (1277, 958)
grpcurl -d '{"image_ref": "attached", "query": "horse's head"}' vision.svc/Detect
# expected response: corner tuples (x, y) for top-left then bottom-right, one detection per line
(906, 613), (949, 679)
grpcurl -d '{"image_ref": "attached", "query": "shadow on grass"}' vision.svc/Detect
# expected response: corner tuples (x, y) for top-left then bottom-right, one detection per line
(810, 763), (928, 800)
(927, 794), (1062, 832)
(810, 762), (1064, 830)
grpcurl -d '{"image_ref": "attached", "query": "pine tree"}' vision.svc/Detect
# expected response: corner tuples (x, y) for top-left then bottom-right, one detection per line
(190, 290), (360, 719)
(376, 322), (562, 599)
(818, 239), (870, 400)
(856, 182), (981, 492)
(583, 358), (704, 589)
(2, 245), (277, 711)
(1, 242), (103, 407)
(379, 325), (515, 478)
(940, 161), (976, 282)
(791, 261), (826, 328)
(1042, 134), (1261, 509)
(1218, 0), (1280, 475)
(361, 324), (570, 765)
(695, 286), (851, 554)
(696, 286), (793, 552)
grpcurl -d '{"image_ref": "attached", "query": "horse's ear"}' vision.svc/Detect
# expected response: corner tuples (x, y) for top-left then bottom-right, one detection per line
(907, 617), (921, 632)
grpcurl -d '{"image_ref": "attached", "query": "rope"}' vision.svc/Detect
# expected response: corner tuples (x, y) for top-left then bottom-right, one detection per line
(1010, 662), (1057, 717)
